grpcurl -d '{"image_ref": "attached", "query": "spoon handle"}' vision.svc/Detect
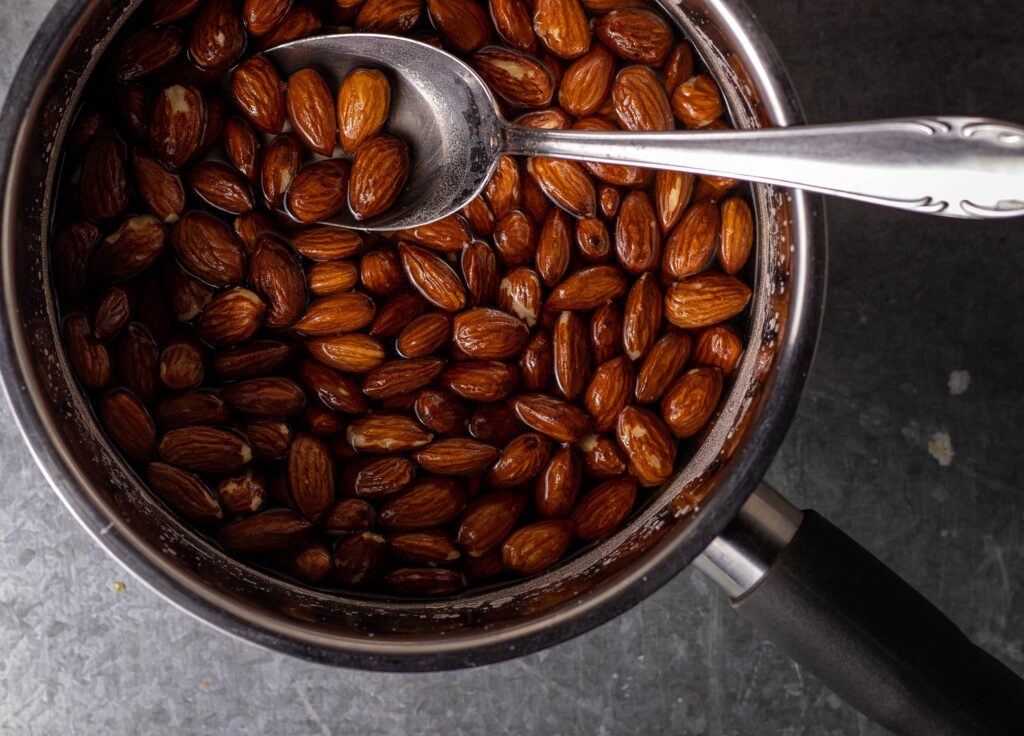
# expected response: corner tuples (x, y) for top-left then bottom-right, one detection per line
(503, 117), (1024, 219)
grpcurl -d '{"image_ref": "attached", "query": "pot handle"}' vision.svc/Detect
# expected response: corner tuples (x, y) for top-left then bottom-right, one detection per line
(697, 484), (1024, 735)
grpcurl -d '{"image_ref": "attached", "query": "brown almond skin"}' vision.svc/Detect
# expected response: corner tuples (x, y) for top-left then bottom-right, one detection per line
(442, 361), (520, 402)
(213, 340), (293, 380)
(159, 336), (204, 391)
(397, 215), (474, 253)
(355, 0), (423, 34)
(218, 468), (267, 516)
(559, 44), (615, 116)
(502, 519), (573, 575)
(600, 185), (621, 219)
(412, 391), (468, 437)
(636, 331), (693, 404)
(388, 530), (461, 565)
(571, 476), (637, 541)
(664, 200), (720, 279)
(498, 267), (542, 328)
(243, 0), (293, 37)
(297, 359), (368, 415)
(158, 426), (252, 475)
(552, 310), (590, 401)
(347, 414), (434, 453)
(132, 149), (185, 224)
(287, 159), (352, 224)
(120, 87), (150, 140)
(664, 42), (696, 93)
(197, 287), (266, 346)
(397, 312), (452, 358)
(234, 210), (276, 256)
(453, 307), (530, 360)
(80, 131), (129, 222)
(486, 432), (552, 488)
(536, 445), (582, 518)
(493, 210), (537, 267)
(100, 389), (157, 464)
(167, 266), (213, 322)
(399, 243), (467, 312)
(288, 433), (335, 521)
(293, 292), (376, 337)
(719, 197), (755, 275)
(360, 248), (404, 296)
(248, 237), (307, 329)
(337, 68), (392, 155)
(191, 0), (245, 70)
(656, 170), (696, 234)
(612, 65), (674, 132)
(235, 420), (292, 461)
(91, 215), (168, 283)
(255, 7), (322, 50)
(547, 265), (629, 311)
(520, 330), (554, 391)
(572, 117), (648, 187)
(221, 377), (306, 418)
(150, 85), (206, 171)
(594, 8), (673, 64)
(220, 509), (312, 552)
(379, 477), (467, 530)
(661, 366), (724, 438)
(457, 491), (526, 556)
(349, 134), (410, 220)
(261, 134), (302, 208)
(92, 286), (133, 342)
(187, 161), (253, 215)
(580, 434), (628, 478)
(484, 156), (521, 219)
(428, 0), (493, 54)
(590, 301), (624, 364)
(111, 26), (183, 82)
(156, 390), (231, 428)
(491, 0), (537, 53)
(615, 406), (676, 487)
(292, 227), (364, 262)
(224, 117), (260, 183)
(672, 74), (724, 129)
(584, 356), (633, 433)
(534, 0), (591, 59)
(461, 196), (496, 237)
(527, 157), (596, 217)
(116, 323), (158, 402)
(468, 401), (527, 446)
(353, 456), (417, 499)
(462, 240), (501, 307)
(362, 358), (446, 400)
(334, 531), (387, 584)
(307, 260), (358, 296)
(536, 209), (572, 287)
(285, 542), (333, 583)
(473, 46), (555, 108)
(306, 334), (387, 372)
(231, 56), (286, 134)
(616, 190), (661, 274)
(516, 102), (573, 126)
(623, 273), (663, 361)
(574, 216), (614, 264)
(286, 67), (337, 157)
(415, 438), (500, 475)
(694, 324), (743, 376)
(171, 212), (247, 287)
(384, 567), (465, 596)
(147, 462), (223, 523)
(512, 393), (592, 442)
(53, 221), (100, 298)
(664, 272), (752, 329)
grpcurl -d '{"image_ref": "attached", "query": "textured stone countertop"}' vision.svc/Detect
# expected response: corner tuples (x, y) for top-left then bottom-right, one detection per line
(0, 1), (1021, 734)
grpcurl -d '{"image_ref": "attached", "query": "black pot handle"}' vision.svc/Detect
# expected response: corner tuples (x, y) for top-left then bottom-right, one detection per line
(731, 509), (1024, 735)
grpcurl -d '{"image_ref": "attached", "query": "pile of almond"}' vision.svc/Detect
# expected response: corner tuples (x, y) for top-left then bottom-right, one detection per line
(55, 0), (753, 597)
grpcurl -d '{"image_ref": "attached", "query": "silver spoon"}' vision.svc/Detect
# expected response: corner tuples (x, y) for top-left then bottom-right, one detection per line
(262, 33), (1024, 231)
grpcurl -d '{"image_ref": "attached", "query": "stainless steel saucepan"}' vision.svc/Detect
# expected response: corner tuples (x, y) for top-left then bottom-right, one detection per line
(1, 1), (1020, 734)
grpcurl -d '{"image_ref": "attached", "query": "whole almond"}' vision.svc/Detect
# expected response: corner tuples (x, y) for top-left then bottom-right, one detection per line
(80, 130), (129, 222)
(337, 68), (391, 155)
(484, 156), (521, 219)
(235, 419), (293, 461)
(334, 531), (387, 584)
(399, 242), (467, 311)
(92, 286), (133, 342)
(201, 96), (225, 151)
(584, 355), (632, 432)
(355, 0), (423, 33)
(616, 191), (661, 274)
(53, 221), (99, 298)
(307, 260), (358, 296)
(623, 272), (662, 360)
(132, 149), (185, 223)
(297, 358), (368, 415)
(147, 462), (224, 523)
(414, 438), (500, 475)
(590, 301), (623, 364)
(156, 390), (231, 427)
(520, 330), (553, 391)
(526, 157), (596, 217)
(122, 84), (152, 139)
(461, 196), (496, 237)
(285, 542), (333, 583)
(547, 265), (628, 311)
(575, 215), (613, 262)
(379, 477), (466, 529)
(672, 74), (724, 129)
(473, 46), (555, 108)
(498, 267), (542, 327)
(220, 509), (312, 552)
(559, 44), (615, 116)
(150, 85), (206, 170)
(100, 388), (157, 463)
(493, 210), (537, 267)
(218, 468), (267, 515)
(664, 200), (720, 278)
(292, 227), (364, 261)
(415, 390), (469, 435)
(428, 0), (492, 54)
(172, 212), (247, 287)
(349, 134), (410, 220)
(243, 0), (292, 36)
(515, 105), (574, 129)
(248, 237), (306, 329)
(190, 0), (245, 70)
(261, 133), (302, 208)
(384, 567), (465, 596)
(442, 361), (520, 402)
(197, 287), (266, 346)
(397, 312), (452, 358)
(664, 272), (752, 329)
(502, 519), (573, 575)
(534, 0), (590, 59)
(159, 426), (252, 475)
(371, 291), (427, 337)
(694, 324), (743, 375)
(360, 247), (404, 296)
(117, 323), (159, 402)
(256, 6), (322, 50)
(234, 211), (277, 255)
(111, 26), (183, 82)
(348, 414), (434, 453)
(718, 197), (754, 275)
(224, 116), (260, 183)
(663, 42), (695, 92)
(536, 444), (582, 518)
(512, 393), (591, 441)
(486, 432), (552, 488)
(655, 169), (696, 234)
(468, 402), (527, 446)
(187, 161), (253, 214)
(594, 8), (673, 64)
(221, 377), (306, 418)
(462, 240), (501, 307)
(552, 310), (589, 400)
(353, 456), (416, 499)
(213, 340), (293, 380)
(389, 530), (461, 565)
(579, 433), (627, 478)
(600, 185), (621, 219)
(303, 405), (346, 435)
(491, 0), (537, 53)
(615, 406), (676, 486)
(91, 215), (167, 283)
(231, 56), (286, 134)
(635, 331), (692, 404)
(612, 65), (674, 132)
(286, 67), (337, 157)
(288, 432), (335, 521)
(159, 335), (204, 391)
(399, 214), (473, 252)
(457, 491), (526, 556)
(536, 209), (572, 287)
(571, 117), (648, 187)
(362, 358), (446, 400)
(293, 292), (376, 337)
(453, 307), (530, 360)
(287, 159), (351, 224)
(661, 365), (724, 438)
(571, 476), (637, 541)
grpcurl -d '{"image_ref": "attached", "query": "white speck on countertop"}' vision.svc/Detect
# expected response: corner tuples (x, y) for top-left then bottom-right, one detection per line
(948, 369), (971, 395)
(928, 431), (954, 466)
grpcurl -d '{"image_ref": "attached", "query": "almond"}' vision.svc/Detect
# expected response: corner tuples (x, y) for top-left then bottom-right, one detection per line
(349, 134), (410, 220)
(231, 56), (286, 134)
(355, 0), (423, 33)
(694, 324), (743, 376)
(243, 0), (293, 36)
(461, 196), (496, 238)
(116, 323), (159, 402)
(534, 0), (591, 59)
(571, 476), (637, 541)
(536, 444), (582, 517)
(336, 68), (391, 155)
(353, 456), (417, 499)
(718, 197), (754, 275)
(201, 96), (225, 151)
(156, 390), (231, 427)
(461, 240), (501, 307)
(491, 0), (537, 53)
(442, 360), (520, 402)
(159, 426), (252, 475)
(516, 106), (574, 130)
(575, 215), (613, 262)
(190, 0), (245, 70)
(80, 130), (129, 222)
(286, 67), (337, 157)
(663, 42), (695, 93)
(292, 227), (364, 261)
(468, 401), (527, 446)
(672, 74), (724, 129)
(187, 161), (253, 214)
(255, 6), (322, 50)
(594, 8), (672, 64)
(498, 266), (542, 327)
(615, 406), (676, 486)
(664, 272), (752, 329)
(552, 310), (590, 400)
(493, 210), (537, 266)
(285, 542), (333, 583)
(100, 388), (157, 463)
(623, 272), (662, 360)
(579, 433), (627, 478)
(150, 85), (206, 170)
(612, 65), (674, 132)
(293, 292), (376, 336)
(360, 247), (404, 295)
(111, 26), (182, 82)
(147, 462), (223, 523)
(132, 148), (185, 223)
(664, 200), (720, 278)
(213, 340), (293, 380)
(428, 0), (492, 54)
(526, 156), (596, 217)
(399, 242), (467, 312)
(53, 221), (99, 298)
(571, 117), (648, 187)
(473, 46), (555, 108)
(546, 265), (628, 311)
(261, 133), (302, 208)
(287, 159), (351, 224)
(369, 291), (427, 337)
(297, 358), (369, 414)
(399, 214), (473, 253)
(221, 377), (306, 418)
(92, 286), (133, 342)
(452, 307), (530, 360)
(635, 331), (692, 404)
(234, 211), (277, 255)
(307, 260), (358, 296)
(512, 393), (591, 441)
(197, 287), (266, 346)
(384, 567), (465, 596)
(414, 438), (500, 475)
(415, 390), (469, 435)
(536, 209), (572, 287)
(397, 312), (452, 358)
(615, 191), (661, 274)
(599, 184), (621, 219)
(661, 366), (723, 438)
(655, 170), (696, 234)
(484, 156), (521, 219)
(334, 531), (387, 584)
(457, 491), (526, 556)
(486, 432), (552, 488)
(362, 358), (446, 400)
(302, 405), (346, 435)
(288, 432), (335, 521)
(584, 355), (632, 432)
(559, 44), (615, 116)
(158, 334), (204, 391)
(91, 215), (167, 283)
(248, 236), (307, 329)
(379, 477), (466, 529)
(347, 414), (434, 453)
(235, 419), (293, 461)
(520, 330), (554, 391)
(172, 212), (247, 287)
(590, 301), (623, 364)
(502, 519), (573, 575)
(388, 530), (461, 565)
(220, 509), (312, 552)
(218, 468), (267, 515)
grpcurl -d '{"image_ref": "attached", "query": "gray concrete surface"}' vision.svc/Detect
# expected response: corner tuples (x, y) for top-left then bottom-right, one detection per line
(1, 0), (1022, 734)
